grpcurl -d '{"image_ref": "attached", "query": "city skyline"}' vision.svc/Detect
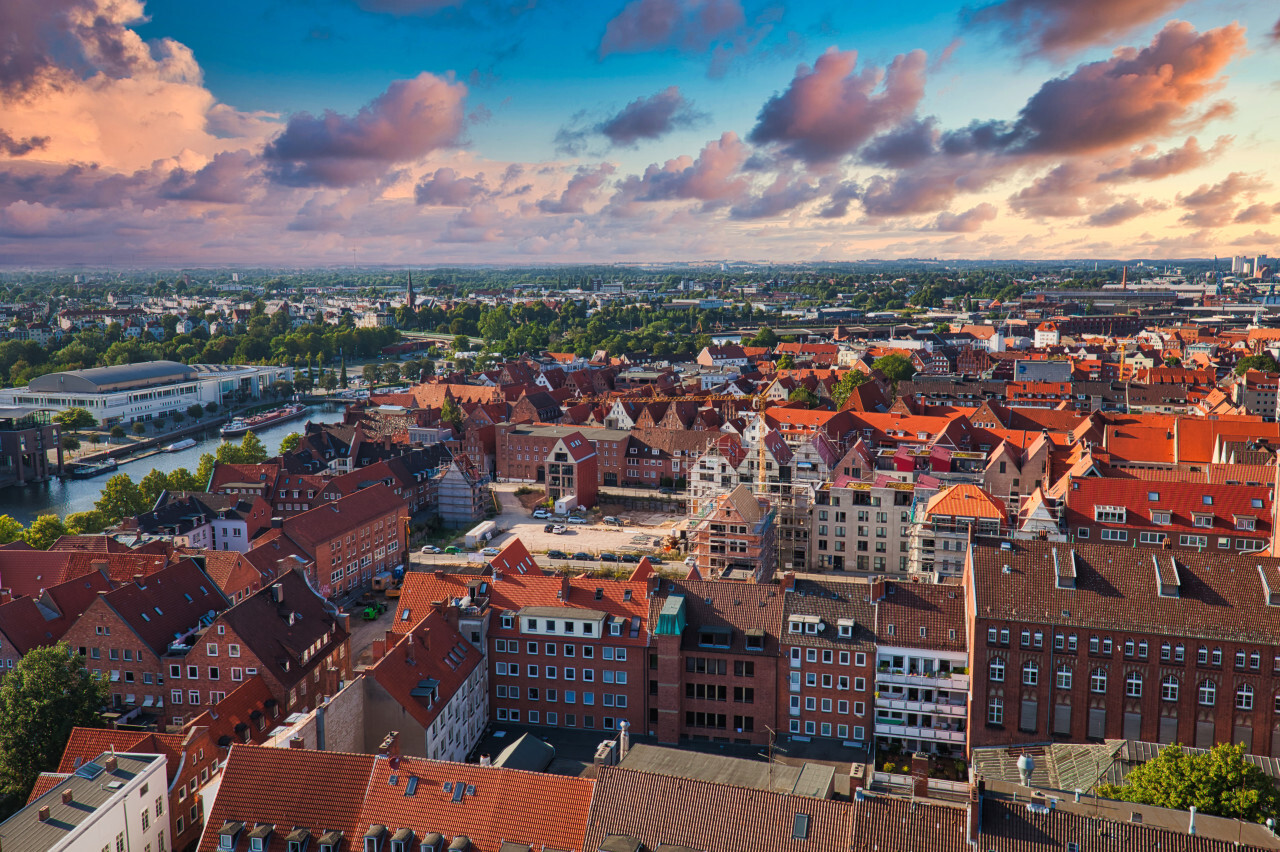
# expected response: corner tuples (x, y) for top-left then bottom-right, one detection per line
(0, 0), (1276, 265)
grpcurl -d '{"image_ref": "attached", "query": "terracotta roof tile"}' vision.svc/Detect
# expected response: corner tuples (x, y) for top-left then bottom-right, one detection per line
(100, 559), (230, 656)
(365, 611), (483, 731)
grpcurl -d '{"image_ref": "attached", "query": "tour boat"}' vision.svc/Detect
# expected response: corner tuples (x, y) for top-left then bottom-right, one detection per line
(219, 404), (307, 437)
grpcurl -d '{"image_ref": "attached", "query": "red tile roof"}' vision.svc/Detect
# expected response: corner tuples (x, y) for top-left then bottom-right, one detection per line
(1063, 477), (1270, 539)
(282, 483), (405, 552)
(0, 571), (112, 655)
(924, 484), (1006, 521)
(365, 611), (483, 731)
(99, 559), (230, 655)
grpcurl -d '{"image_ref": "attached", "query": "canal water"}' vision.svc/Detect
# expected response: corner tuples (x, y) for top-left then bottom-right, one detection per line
(0, 405), (347, 524)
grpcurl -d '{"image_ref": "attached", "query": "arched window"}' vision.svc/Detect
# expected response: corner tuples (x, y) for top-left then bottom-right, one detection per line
(1198, 680), (1216, 706)
(1056, 663), (1072, 690)
(1161, 675), (1179, 702)
(1236, 684), (1254, 711)
(1126, 672), (1143, 698)
(1023, 660), (1039, 686)
(1091, 669), (1107, 694)
(989, 657), (1005, 682)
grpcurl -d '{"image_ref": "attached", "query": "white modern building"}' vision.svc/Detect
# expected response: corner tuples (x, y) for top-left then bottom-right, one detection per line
(0, 361), (293, 426)
(0, 751), (167, 852)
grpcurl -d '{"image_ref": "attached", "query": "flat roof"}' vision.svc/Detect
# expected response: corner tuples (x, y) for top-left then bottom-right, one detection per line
(0, 752), (162, 850)
(617, 743), (834, 798)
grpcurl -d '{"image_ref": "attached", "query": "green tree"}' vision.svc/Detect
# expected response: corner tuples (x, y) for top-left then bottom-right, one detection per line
(340, 359), (348, 388)
(383, 363), (401, 386)
(61, 435), (80, 452)
(1098, 743), (1280, 823)
(66, 510), (106, 535)
(131, 422), (146, 436)
(205, 401), (218, 413)
(831, 370), (869, 407)
(362, 364), (379, 386)
(23, 515), (68, 549)
(53, 407), (97, 433)
(873, 353), (917, 384)
(240, 431), (268, 463)
(139, 468), (171, 507)
(751, 326), (778, 348)
(195, 453), (217, 488)
(109, 424), (126, 440)
(1235, 354), (1279, 375)
(440, 396), (465, 432)
(321, 370), (338, 392)
(452, 334), (470, 353)
(0, 515), (23, 544)
(776, 353), (795, 370)
(166, 467), (202, 493)
(0, 642), (109, 801)
(94, 473), (146, 524)
(187, 403), (205, 420)
(280, 432), (303, 454)
(788, 386), (819, 408)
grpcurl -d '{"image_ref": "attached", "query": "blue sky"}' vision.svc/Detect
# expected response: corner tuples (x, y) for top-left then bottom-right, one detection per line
(0, 0), (1276, 264)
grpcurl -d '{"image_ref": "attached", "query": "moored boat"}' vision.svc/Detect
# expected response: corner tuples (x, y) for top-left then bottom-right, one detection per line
(163, 438), (197, 452)
(219, 404), (307, 437)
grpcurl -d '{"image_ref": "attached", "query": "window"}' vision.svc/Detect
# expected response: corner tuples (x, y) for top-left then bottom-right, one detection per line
(1251, 652), (1261, 669)
(1090, 669), (1107, 693)
(1160, 643), (1171, 661)
(989, 657), (1005, 682)
(988, 698), (1004, 725)
(1124, 640), (1134, 657)
(1022, 661), (1039, 686)
(1021, 630), (1031, 647)
(1237, 684), (1254, 711)
(1199, 681), (1216, 706)
(1126, 672), (1143, 698)
(1056, 664), (1072, 690)
(1161, 675), (1179, 702)
(1198, 647), (1208, 665)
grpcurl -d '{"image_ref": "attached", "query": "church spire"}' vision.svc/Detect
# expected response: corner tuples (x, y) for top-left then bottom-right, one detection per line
(406, 269), (414, 310)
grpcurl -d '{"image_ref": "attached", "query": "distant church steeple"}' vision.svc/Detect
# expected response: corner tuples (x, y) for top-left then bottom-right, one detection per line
(406, 269), (414, 310)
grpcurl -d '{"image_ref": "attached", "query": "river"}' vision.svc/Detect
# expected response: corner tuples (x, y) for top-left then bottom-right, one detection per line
(0, 404), (347, 524)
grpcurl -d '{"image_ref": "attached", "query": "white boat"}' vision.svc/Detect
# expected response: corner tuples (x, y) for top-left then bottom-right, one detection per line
(163, 438), (197, 452)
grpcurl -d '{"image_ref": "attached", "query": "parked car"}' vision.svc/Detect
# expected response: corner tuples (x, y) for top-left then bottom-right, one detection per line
(684, 555), (697, 567)
(568, 516), (588, 525)
(620, 554), (641, 564)
(421, 545), (441, 554)
(548, 550), (569, 559)
(648, 556), (664, 564)
(659, 486), (675, 495)
(544, 523), (555, 533)
(533, 509), (550, 519)
(444, 546), (461, 554)
(481, 546), (500, 557)
(600, 552), (618, 562)
(552, 524), (567, 534)
(602, 516), (621, 526)
(572, 552), (592, 561)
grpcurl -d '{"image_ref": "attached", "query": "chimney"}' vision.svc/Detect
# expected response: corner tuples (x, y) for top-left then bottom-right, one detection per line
(560, 573), (571, 603)
(781, 571), (796, 592)
(966, 780), (984, 844)
(618, 720), (630, 759)
(61, 788), (73, 805)
(289, 736), (306, 749)
(1189, 806), (1197, 836)
(370, 639), (386, 662)
(870, 579), (886, 601)
(911, 752), (930, 799)
(270, 583), (284, 604)
(105, 755), (118, 772)
(38, 805), (50, 822)
(0, 588), (11, 605)
(378, 731), (401, 769)
(479, 755), (491, 766)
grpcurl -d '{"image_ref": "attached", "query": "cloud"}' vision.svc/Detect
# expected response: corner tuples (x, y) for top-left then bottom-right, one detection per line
(599, 0), (744, 58)
(965, 0), (1190, 60)
(622, 131), (750, 206)
(262, 72), (467, 187)
(1098, 136), (1229, 182)
(1177, 172), (1268, 227)
(537, 163), (615, 214)
(749, 48), (927, 166)
(1086, 197), (1162, 226)
(1008, 161), (1103, 218)
(1235, 202), (1280, 225)
(413, 167), (489, 205)
(943, 22), (1244, 159)
(931, 202), (997, 232)
(0, 129), (50, 157)
(598, 87), (706, 147)
(159, 150), (261, 204)
(818, 181), (859, 218)
(729, 173), (822, 220)
(862, 117), (939, 169)
(1272, 17), (1280, 43)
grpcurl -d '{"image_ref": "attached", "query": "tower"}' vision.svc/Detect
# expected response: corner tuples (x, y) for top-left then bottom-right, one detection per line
(406, 269), (414, 310)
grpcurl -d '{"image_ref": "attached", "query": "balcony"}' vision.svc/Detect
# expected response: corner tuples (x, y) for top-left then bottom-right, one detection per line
(875, 669), (970, 690)
(875, 695), (967, 717)
(874, 721), (966, 744)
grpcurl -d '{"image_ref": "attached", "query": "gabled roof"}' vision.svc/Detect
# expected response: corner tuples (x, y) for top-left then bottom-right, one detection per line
(0, 571), (112, 655)
(97, 559), (229, 656)
(282, 484), (404, 552)
(365, 611), (483, 732)
(924, 483), (1006, 521)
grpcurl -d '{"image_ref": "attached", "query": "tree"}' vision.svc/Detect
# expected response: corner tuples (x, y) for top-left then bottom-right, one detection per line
(831, 370), (869, 407)
(166, 467), (202, 492)
(131, 422), (146, 435)
(61, 435), (80, 452)
(1098, 743), (1280, 824)
(53, 407), (97, 433)
(0, 515), (22, 544)
(139, 468), (171, 507)
(23, 515), (68, 549)
(751, 326), (778, 348)
(441, 396), (465, 432)
(205, 401), (218, 413)
(109, 424), (126, 440)
(187, 403), (205, 420)
(94, 473), (145, 524)
(383, 363), (400, 386)
(788, 386), (819, 408)
(776, 353), (795, 370)
(66, 510), (106, 535)
(240, 431), (268, 464)
(280, 432), (303, 454)
(0, 642), (109, 801)
(195, 453), (217, 488)
(340, 359), (348, 389)
(452, 334), (470, 353)
(1235, 353), (1279, 376)
(321, 370), (338, 392)
(362, 364), (379, 386)
(873, 353), (917, 384)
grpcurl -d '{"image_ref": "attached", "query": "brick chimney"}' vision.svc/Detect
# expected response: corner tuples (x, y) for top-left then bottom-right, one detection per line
(378, 731), (401, 769)
(966, 779), (985, 844)
(289, 736), (306, 749)
(911, 752), (930, 799)
(38, 805), (50, 822)
(781, 571), (796, 592)
(61, 788), (73, 805)
(560, 572), (571, 603)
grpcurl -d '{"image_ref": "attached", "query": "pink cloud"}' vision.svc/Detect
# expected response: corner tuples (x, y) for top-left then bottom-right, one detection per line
(598, 86), (705, 146)
(1177, 172), (1268, 227)
(966, 0), (1190, 60)
(931, 202), (997, 232)
(1235, 202), (1280, 225)
(620, 131), (750, 209)
(537, 163), (615, 214)
(1098, 136), (1229, 182)
(598, 0), (744, 58)
(413, 167), (489, 206)
(1086, 197), (1163, 227)
(0, 129), (49, 157)
(263, 72), (467, 187)
(749, 48), (927, 165)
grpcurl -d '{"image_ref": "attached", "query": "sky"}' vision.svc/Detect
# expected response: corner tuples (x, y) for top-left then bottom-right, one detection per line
(0, 0), (1276, 266)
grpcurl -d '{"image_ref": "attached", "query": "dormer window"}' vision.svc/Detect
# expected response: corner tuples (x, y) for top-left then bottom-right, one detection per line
(1192, 513), (1213, 528)
(789, 620), (803, 633)
(1151, 511), (1171, 525)
(1236, 516), (1257, 531)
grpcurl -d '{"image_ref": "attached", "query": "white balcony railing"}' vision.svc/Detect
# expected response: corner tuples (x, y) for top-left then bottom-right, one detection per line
(875, 696), (967, 717)
(874, 721), (966, 744)
(875, 670), (970, 689)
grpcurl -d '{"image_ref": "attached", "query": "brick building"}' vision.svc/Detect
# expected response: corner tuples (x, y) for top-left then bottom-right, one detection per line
(968, 540), (1280, 758)
(545, 430), (598, 509)
(280, 482), (407, 598)
(688, 484), (777, 582)
(167, 571), (352, 727)
(496, 423), (630, 486)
